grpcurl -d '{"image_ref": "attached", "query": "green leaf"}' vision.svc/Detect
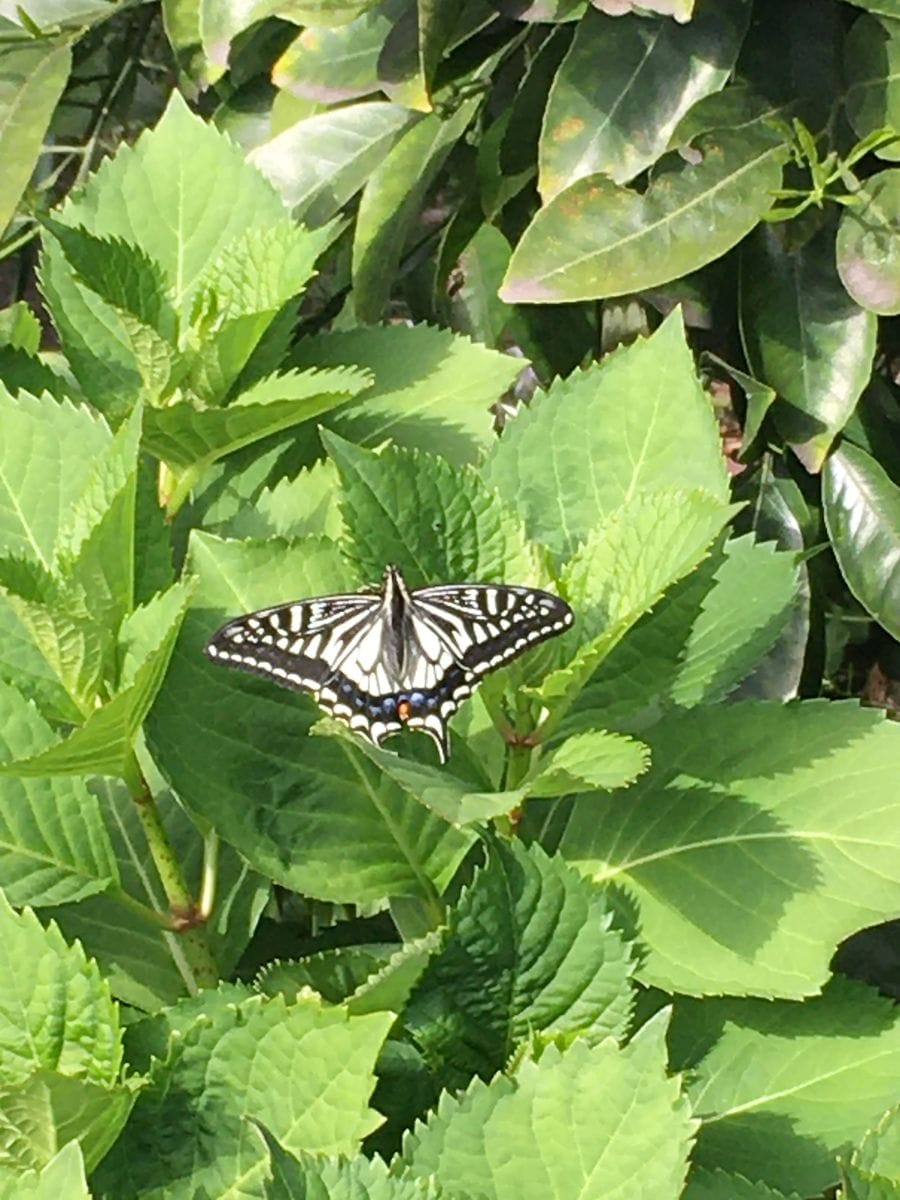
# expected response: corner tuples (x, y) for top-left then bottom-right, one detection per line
(264, 1146), (441, 1200)
(256, 944), (399, 1004)
(0, 557), (103, 719)
(0, 680), (118, 906)
(224, 459), (345, 541)
(0, 1068), (135, 1175)
(845, 13), (900, 163)
(144, 366), (369, 512)
(837, 167), (900, 315)
(0, 1140), (91, 1200)
(552, 701), (900, 997)
(502, 121), (787, 303)
(842, 1105), (900, 1199)
(823, 441), (900, 640)
(844, 0), (900, 15)
(678, 978), (900, 1195)
(353, 97), (480, 321)
(683, 1168), (802, 1200)
(739, 224), (877, 471)
(250, 100), (418, 227)
(559, 535), (802, 735)
(0, 387), (111, 568)
(324, 431), (538, 586)
(538, 488), (739, 710)
(56, 402), (143, 674)
(146, 533), (474, 902)
(483, 313), (729, 561)
(0, 38), (71, 235)
(290, 323), (520, 466)
(540, 0), (750, 193)
(0, 301), (41, 353)
(401, 1009), (696, 1199)
(0, 891), (123, 1086)
(272, 11), (394, 104)
(0, 580), (193, 777)
(528, 729), (649, 796)
(403, 840), (634, 1088)
(445, 224), (516, 348)
(98, 989), (391, 1198)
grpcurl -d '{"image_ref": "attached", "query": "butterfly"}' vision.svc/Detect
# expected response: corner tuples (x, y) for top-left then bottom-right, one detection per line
(205, 565), (573, 762)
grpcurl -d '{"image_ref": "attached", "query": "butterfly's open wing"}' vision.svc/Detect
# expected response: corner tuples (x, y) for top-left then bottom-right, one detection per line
(205, 592), (382, 695)
(402, 583), (574, 754)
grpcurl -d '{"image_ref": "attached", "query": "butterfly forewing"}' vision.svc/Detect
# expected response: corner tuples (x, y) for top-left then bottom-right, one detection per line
(205, 568), (573, 762)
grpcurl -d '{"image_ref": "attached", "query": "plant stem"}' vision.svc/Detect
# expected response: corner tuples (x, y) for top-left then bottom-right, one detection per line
(123, 754), (218, 991)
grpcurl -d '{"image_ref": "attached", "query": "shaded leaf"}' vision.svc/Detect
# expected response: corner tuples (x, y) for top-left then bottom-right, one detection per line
(837, 167), (900, 315)
(845, 12), (900, 163)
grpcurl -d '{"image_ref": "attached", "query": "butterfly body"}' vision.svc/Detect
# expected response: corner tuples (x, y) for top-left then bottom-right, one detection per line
(205, 565), (572, 762)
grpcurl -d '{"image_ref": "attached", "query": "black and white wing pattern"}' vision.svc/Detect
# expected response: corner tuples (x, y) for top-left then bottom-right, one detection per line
(205, 566), (573, 763)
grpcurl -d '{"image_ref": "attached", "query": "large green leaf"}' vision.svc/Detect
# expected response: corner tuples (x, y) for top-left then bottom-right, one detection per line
(502, 121), (786, 303)
(739, 224), (877, 471)
(290, 323), (519, 466)
(401, 1010), (696, 1200)
(264, 1147), (441, 1200)
(272, 9), (395, 104)
(0, 1141), (90, 1200)
(841, 1104), (900, 1199)
(146, 533), (474, 902)
(676, 978), (900, 1195)
(540, 0), (750, 193)
(483, 313), (728, 560)
(402, 840), (635, 1088)
(324, 431), (538, 586)
(0, 36), (71, 236)
(837, 167), (900, 315)
(250, 101), (418, 226)
(550, 701), (900, 998)
(0, 681), (118, 907)
(823, 441), (900, 640)
(844, 12), (900, 162)
(682, 1169), (800, 1200)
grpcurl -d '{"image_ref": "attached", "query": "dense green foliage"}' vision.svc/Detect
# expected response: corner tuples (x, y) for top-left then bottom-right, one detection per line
(0, 0), (898, 1197)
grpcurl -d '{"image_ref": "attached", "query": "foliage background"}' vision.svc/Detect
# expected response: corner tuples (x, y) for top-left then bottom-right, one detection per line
(0, 0), (898, 1196)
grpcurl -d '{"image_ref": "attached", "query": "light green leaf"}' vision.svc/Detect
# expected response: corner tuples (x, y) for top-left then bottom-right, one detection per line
(0, 892), (123, 1085)
(256, 944), (400, 1004)
(353, 97), (480, 321)
(264, 1144), (441, 1200)
(560, 535), (802, 736)
(680, 978), (900, 1195)
(0, 579), (193, 777)
(403, 840), (635, 1089)
(0, 38), (71, 235)
(540, 0), (750, 193)
(837, 168), (900, 315)
(251, 101), (419, 226)
(845, 13), (900, 162)
(842, 1104), (900, 1198)
(290, 323), (520, 466)
(0, 1140), (91, 1200)
(146, 533), (474, 902)
(324, 431), (538, 586)
(739, 224), (877, 471)
(824, 441), (900, 640)
(528, 729), (649, 796)
(844, 0), (900, 16)
(0, 557), (103, 718)
(537, 488), (739, 710)
(0, 680), (118, 907)
(401, 1009), (696, 1199)
(552, 701), (900, 997)
(224, 458), (345, 541)
(144, 366), (369, 512)
(182, 221), (335, 403)
(0, 300), (41, 353)
(483, 313), (729, 560)
(0, 387), (111, 568)
(502, 122), (786, 303)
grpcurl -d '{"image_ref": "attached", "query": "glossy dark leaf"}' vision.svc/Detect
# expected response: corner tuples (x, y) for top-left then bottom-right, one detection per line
(844, 12), (900, 162)
(823, 441), (900, 640)
(837, 167), (900, 315)
(739, 224), (877, 472)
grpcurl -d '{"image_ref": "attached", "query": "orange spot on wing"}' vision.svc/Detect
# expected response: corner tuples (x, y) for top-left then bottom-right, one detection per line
(398, 701), (412, 721)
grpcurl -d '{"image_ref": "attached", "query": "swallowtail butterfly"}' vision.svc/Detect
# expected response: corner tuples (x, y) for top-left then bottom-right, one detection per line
(205, 565), (573, 762)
